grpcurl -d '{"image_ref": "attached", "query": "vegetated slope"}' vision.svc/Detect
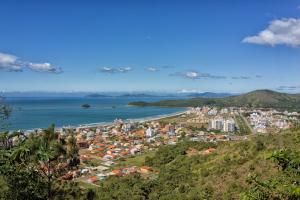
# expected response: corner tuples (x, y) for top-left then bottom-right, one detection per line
(187, 92), (233, 98)
(94, 127), (300, 199)
(129, 90), (300, 111)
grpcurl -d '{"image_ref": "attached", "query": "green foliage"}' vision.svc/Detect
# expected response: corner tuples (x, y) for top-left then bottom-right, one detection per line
(92, 128), (300, 199)
(129, 90), (300, 111)
(242, 148), (300, 200)
(0, 125), (88, 200)
(0, 99), (11, 130)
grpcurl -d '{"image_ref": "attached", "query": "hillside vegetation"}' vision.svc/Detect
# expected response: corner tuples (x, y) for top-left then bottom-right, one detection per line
(94, 127), (300, 199)
(129, 90), (300, 111)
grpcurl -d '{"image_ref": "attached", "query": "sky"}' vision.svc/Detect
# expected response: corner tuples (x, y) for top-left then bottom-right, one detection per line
(0, 0), (300, 93)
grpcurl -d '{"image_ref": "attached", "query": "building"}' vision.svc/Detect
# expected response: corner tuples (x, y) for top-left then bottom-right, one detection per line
(223, 118), (235, 132)
(146, 127), (155, 138)
(164, 124), (175, 136)
(122, 123), (132, 133)
(210, 117), (224, 130)
(208, 108), (218, 116)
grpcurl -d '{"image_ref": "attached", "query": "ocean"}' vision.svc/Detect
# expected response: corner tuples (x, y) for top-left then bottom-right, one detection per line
(2, 97), (186, 130)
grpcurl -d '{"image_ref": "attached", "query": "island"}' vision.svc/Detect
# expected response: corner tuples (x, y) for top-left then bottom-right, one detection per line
(81, 103), (91, 109)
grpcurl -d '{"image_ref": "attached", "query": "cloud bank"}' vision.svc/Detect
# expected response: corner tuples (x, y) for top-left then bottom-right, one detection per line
(276, 85), (300, 91)
(231, 76), (251, 80)
(172, 70), (226, 80)
(0, 52), (62, 73)
(242, 18), (300, 47)
(0, 53), (23, 72)
(28, 62), (63, 73)
(146, 67), (160, 72)
(100, 67), (132, 74)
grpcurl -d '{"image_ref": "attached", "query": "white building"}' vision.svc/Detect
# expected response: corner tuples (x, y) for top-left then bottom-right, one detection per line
(208, 108), (218, 116)
(122, 123), (132, 133)
(223, 118), (235, 132)
(211, 117), (224, 130)
(146, 127), (155, 138)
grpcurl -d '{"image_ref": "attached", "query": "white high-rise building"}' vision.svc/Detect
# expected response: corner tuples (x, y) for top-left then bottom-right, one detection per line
(210, 117), (224, 130)
(146, 127), (155, 138)
(223, 118), (235, 132)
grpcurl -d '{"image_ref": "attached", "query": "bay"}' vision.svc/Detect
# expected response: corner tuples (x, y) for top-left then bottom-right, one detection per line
(3, 97), (185, 130)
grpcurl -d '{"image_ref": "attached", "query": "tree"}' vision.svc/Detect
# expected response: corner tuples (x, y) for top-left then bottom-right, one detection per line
(0, 125), (88, 200)
(0, 98), (11, 130)
(66, 132), (80, 169)
(242, 148), (300, 199)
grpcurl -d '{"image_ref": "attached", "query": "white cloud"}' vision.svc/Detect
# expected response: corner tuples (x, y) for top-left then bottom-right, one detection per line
(27, 62), (62, 73)
(117, 67), (132, 73)
(0, 52), (62, 73)
(177, 89), (199, 93)
(146, 67), (159, 72)
(172, 70), (226, 80)
(100, 66), (132, 74)
(242, 18), (300, 47)
(276, 85), (300, 91)
(231, 76), (251, 80)
(0, 53), (23, 72)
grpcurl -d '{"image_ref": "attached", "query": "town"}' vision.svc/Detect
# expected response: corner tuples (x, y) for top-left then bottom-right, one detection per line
(7, 106), (294, 187)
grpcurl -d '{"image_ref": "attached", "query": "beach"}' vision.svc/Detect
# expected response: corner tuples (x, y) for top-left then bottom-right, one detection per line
(4, 96), (187, 131)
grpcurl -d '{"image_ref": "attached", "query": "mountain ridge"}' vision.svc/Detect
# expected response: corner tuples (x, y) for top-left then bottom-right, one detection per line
(129, 89), (300, 111)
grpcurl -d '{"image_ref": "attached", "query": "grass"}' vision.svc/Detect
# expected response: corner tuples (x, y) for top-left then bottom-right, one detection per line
(235, 114), (252, 135)
(116, 151), (155, 168)
(77, 180), (100, 189)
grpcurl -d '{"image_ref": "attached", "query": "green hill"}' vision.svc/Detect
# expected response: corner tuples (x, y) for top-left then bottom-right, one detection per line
(95, 127), (300, 199)
(129, 90), (300, 111)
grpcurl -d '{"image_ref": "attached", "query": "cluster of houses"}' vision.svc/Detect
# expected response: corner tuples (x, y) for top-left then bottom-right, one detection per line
(55, 118), (189, 184)
(247, 109), (299, 133)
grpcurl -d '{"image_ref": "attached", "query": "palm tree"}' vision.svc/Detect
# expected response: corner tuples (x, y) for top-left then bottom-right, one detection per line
(11, 144), (31, 163)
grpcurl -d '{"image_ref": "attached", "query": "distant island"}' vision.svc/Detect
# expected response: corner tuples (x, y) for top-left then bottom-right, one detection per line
(85, 93), (111, 98)
(120, 93), (157, 97)
(129, 90), (300, 111)
(85, 93), (157, 98)
(81, 103), (91, 109)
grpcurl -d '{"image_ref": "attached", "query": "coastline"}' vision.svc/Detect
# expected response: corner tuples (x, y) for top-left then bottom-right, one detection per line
(21, 108), (190, 132)
(75, 108), (189, 129)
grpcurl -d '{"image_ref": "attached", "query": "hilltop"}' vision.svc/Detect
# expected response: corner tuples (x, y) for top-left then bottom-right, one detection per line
(187, 92), (233, 98)
(129, 90), (300, 111)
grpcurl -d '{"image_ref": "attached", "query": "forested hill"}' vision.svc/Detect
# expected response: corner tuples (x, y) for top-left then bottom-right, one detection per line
(129, 90), (300, 111)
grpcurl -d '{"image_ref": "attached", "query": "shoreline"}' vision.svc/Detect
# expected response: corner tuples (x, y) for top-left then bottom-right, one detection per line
(21, 108), (190, 132)
(74, 109), (189, 129)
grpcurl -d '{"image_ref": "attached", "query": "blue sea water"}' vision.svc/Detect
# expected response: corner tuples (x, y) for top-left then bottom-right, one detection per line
(3, 97), (185, 130)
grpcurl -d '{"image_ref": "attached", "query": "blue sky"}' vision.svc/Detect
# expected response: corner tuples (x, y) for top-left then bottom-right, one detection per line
(0, 0), (300, 93)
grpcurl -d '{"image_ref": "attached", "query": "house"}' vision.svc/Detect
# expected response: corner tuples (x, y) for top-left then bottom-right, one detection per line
(203, 148), (216, 155)
(96, 173), (107, 180)
(111, 169), (123, 176)
(102, 161), (115, 167)
(87, 176), (98, 183)
(139, 166), (152, 174)
(77, 140), (89, 149)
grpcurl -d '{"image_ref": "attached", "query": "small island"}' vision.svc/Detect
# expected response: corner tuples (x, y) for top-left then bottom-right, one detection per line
(81, 103), (91, 109)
